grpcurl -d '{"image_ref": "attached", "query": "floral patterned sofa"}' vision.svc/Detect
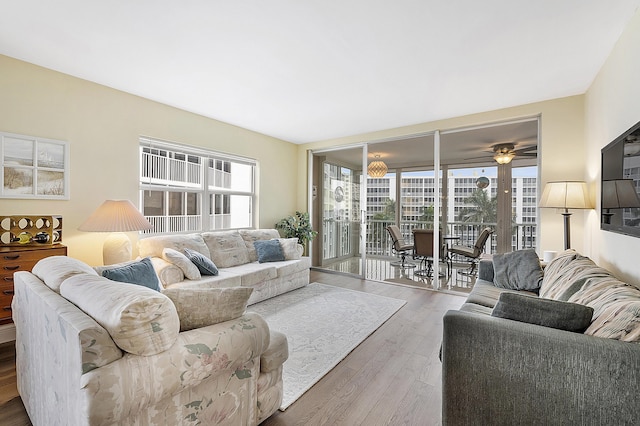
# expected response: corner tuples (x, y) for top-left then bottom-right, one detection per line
(138, 229), (311, 306)
(12, 256), (288, 425)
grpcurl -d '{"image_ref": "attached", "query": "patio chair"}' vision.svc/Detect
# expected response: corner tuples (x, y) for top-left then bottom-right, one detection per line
(412, 229), (449, 277)
(448, 227), (494, 275)
(386, 225), (416, 269)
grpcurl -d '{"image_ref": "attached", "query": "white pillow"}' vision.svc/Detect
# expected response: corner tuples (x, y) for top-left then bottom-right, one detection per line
(279, 238), (302, 260)
(162, 248), (201, 280)
(60, 274), (179, 356)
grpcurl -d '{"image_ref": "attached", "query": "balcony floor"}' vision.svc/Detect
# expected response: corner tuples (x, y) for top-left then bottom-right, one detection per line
(317, 255), (478, 295)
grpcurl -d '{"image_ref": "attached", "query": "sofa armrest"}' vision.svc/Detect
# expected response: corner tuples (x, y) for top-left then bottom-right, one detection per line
(81, 312), (271, 424)
(261, 330), (288, 372)
(442, 310), (640, 425)
(149, 256), (184, 286)
(477, 259), (494, 282)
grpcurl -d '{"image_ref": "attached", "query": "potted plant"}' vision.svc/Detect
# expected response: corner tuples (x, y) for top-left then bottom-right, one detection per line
(275, 211), (318, 255)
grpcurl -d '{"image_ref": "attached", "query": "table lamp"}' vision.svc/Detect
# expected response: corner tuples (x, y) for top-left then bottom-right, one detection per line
(78, 200), (152, 265)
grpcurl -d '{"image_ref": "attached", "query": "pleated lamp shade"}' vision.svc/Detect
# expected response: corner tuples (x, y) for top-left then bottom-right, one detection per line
(79, 200), (152, 265)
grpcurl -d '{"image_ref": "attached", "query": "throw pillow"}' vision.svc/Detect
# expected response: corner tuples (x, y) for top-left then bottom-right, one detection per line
(60, 274), (179, 356)
(492, 249), (543, 291)
(279, 238), (302, 260)
(101, 257), (161, 292)
(162, 248), (201, 280)
(254, 239), (285, 263)
(183, 248), (218, 275)
(585, 299), (640, 342)
(491, 292), (594, 333)
(162, 287), (254, 331)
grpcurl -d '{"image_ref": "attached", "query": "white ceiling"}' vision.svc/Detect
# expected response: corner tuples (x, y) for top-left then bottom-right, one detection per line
(1, 1), (639, 144)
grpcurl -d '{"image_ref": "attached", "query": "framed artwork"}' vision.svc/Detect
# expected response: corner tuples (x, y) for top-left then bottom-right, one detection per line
(1, 131), (69, 199)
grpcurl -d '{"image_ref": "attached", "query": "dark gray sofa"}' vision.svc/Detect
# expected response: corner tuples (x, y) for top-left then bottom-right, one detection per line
(442, 254), (640, 426)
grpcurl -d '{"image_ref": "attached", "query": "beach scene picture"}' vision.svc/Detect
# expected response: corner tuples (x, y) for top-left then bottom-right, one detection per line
(2, 135), (67, 198)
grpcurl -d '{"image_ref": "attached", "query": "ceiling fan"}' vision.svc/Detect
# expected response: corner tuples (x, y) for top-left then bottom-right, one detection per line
(464, 142), (537, 164)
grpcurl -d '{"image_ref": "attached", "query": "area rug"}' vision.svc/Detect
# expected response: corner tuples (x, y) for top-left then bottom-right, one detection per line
(247, 282), (406, 410)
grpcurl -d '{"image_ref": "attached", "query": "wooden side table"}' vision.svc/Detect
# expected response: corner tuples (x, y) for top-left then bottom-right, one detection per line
(0, 244), (67, 325)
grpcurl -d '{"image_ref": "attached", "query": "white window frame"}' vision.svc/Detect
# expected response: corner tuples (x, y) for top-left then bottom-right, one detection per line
(139, 137), (257, 234)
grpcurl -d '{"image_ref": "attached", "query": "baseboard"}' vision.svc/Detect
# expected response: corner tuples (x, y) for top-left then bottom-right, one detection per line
(0, 323), (16, 343)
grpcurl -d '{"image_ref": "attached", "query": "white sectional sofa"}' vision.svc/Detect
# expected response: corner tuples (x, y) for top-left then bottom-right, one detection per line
(138, 229), (311, 305)
(12, 256), (288, 425)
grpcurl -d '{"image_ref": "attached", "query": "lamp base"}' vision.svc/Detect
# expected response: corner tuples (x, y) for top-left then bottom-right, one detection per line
(562, 210), (572, 251)
(103, 232), (132, 265)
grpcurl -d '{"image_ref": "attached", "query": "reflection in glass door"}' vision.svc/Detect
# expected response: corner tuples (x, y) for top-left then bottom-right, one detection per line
(319, 156), (364, 275)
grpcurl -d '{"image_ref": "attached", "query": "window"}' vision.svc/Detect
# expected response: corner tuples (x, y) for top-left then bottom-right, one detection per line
(140, 137), (256, 234)
(1, 131), (69, 199)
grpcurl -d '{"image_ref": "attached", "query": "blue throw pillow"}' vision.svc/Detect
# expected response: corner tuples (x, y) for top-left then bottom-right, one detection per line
(183, 248), (219, 275)
(254, 239), (285, 263)
(102, 257), (161, 291)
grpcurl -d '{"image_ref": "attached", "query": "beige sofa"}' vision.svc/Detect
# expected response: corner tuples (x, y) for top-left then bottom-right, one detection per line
(138, 229), (311, 305)
(12, 256), (288, 425)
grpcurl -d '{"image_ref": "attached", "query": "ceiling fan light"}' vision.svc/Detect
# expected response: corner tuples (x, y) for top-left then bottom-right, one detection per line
(367, 155), (388, 177)
(494, 150), (515, 164)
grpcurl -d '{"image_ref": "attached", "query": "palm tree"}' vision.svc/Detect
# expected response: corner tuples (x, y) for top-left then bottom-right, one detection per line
(457, 189), (497, 224)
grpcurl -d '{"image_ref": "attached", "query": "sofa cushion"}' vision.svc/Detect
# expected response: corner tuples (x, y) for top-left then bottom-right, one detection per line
(224, 262), (278, 287)
(459, 302), (494, 316)
(162, 248), (201, 280)
(585, 299), (640, 342)
(465, 281), (537, 309)
(492, 249), (543, 291)
(101, 257), (161, 292)
(274, 257), (312, 278)
(539, 252), (611, 300)
(32, 256), (98, 293)
(165, 270), (243, 290)
(138, 233), (211, 259)
(60, 274), (179, 356)
(184, 248), (219, 275)
(162, 287), (253, 331)
(239, 229), (280, 262)
(202, 231), (250, 268)
(492, 293), (594, 333)
(254, 239), (285, 263)
(279, 238), (302, 260)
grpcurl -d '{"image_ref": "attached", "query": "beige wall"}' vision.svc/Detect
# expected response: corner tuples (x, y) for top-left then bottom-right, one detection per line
(0, 55), (299, 266)
(585, 8), (640, 285)
(297, 95), (587, 256)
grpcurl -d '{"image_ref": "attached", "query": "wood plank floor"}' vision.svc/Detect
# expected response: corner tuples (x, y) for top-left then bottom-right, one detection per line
(0, 270), (465, 426)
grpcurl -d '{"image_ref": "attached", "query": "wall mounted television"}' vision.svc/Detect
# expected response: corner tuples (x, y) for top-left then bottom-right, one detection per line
(601, 119), (640, 237)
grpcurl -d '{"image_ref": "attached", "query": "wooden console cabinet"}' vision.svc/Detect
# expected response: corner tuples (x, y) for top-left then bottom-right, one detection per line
(0, 244), (67, 325)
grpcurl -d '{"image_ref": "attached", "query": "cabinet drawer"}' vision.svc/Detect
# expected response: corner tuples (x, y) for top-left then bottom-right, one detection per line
(0, 282), (13, 321)
(0, 247), (67, 271)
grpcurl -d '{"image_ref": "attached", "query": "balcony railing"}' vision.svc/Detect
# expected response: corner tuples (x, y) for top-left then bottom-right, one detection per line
(321, 219), (536, 260)
(143, 215), (202, 234)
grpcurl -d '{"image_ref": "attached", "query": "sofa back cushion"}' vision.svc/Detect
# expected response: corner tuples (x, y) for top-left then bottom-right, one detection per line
(202, 231), (250, 268)
(32, 256), (98, 293)
(279, 238), (303, 260)
(138, 234), (211, 259)
(539, 250), (611, 300)
(239, 229), (280, 262)
(60, 274), (180, 356)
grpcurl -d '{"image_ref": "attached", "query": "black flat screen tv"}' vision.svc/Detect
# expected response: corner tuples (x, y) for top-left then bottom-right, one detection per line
(601, 119), (640, 237)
